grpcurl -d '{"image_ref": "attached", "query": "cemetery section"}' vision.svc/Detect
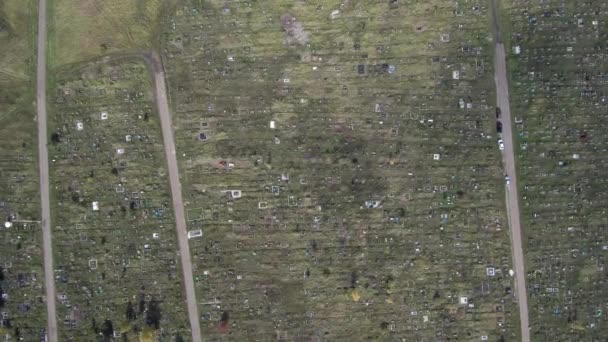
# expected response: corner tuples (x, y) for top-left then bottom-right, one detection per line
(0, 70), (47, 342)
(0, 0), (48, 340)
(164, 0), (520, 340)
(506, 0), (608, 339)
(48, 58), (191, 341)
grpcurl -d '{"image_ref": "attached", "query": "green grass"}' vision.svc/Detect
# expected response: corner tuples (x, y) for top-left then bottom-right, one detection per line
(0, 0), (37, 77)
(47, 0), (172, 67)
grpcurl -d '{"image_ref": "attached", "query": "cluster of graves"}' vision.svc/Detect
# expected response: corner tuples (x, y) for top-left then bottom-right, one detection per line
(162, 0), (520, 340)
(48, 60), (190, 340)
(0, 103), (47, 341)
(507, 0), (608, 339)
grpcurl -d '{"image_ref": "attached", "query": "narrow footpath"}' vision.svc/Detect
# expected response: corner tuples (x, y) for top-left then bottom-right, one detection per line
(147, 53), (202, 342)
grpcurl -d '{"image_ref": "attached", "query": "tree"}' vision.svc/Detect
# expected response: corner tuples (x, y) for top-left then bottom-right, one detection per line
(92, 318), (99, 334)
(101, 319), (113, 338)
(138, 294), (146, 314)
(219, 312), (229, 333)
(71, 192), (80, 203)
(126, 301), (136, 321)
(310, 239), (318, 252)
(145, 298), (162, 329)
(350, 271), (358, 288)
(50, 132), (61, 144)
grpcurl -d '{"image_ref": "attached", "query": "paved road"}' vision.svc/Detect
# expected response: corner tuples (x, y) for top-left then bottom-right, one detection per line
(494, 44), (531, 342)
(35, 0), (58, 341)
(147, 53), (202, 342)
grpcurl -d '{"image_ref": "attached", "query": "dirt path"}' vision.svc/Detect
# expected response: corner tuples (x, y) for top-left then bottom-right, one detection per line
(147, 52), (202, 342)
(495, 44), (530, 342)
(36, 0), (58, 341)
(490, 1), (531, 340)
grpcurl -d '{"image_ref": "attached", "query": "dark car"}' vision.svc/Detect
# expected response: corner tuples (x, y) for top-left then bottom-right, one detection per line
(496, 107), (502, 118)
(496, 121), (503, 133)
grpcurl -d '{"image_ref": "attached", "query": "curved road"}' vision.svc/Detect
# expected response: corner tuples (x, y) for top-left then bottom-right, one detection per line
(36, 0), (58, 341)
(147, 53), (202, 342)
(490, 1), (531, 340)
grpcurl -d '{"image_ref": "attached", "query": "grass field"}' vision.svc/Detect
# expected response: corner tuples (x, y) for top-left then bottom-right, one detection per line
(48, 58), (191, 341)
(506, 0), (608, 340)
(0, 0), (37, 78)
(163, 0), (519, 340)
(47, 0), (172, 67)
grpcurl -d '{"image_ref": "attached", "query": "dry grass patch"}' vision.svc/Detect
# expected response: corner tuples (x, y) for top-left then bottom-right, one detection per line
(49, 0), (166, 66)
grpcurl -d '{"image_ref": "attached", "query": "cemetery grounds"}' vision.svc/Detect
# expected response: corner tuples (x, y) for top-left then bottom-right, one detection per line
(164, 0), (520, 340)
(7, 0), (608, 340)
(506, 0), (608, 340)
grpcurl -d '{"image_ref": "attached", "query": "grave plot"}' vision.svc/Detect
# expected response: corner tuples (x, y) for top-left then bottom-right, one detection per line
(506, 0), (608, 339)
(48, 59), (190, 341)
(0, 0), (47, 340)
(164, 0), (519, 340)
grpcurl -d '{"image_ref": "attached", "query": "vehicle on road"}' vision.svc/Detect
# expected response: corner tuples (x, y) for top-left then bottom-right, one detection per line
(498, 139), (505, 150)
(505, 175), (510, 185)
(496, 121), (503, 133)
(496, 107), (502, 118)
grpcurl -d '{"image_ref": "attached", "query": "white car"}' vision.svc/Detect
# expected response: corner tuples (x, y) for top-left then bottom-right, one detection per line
(498, 139), (505, 150)
(505, 175), (510, 185)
